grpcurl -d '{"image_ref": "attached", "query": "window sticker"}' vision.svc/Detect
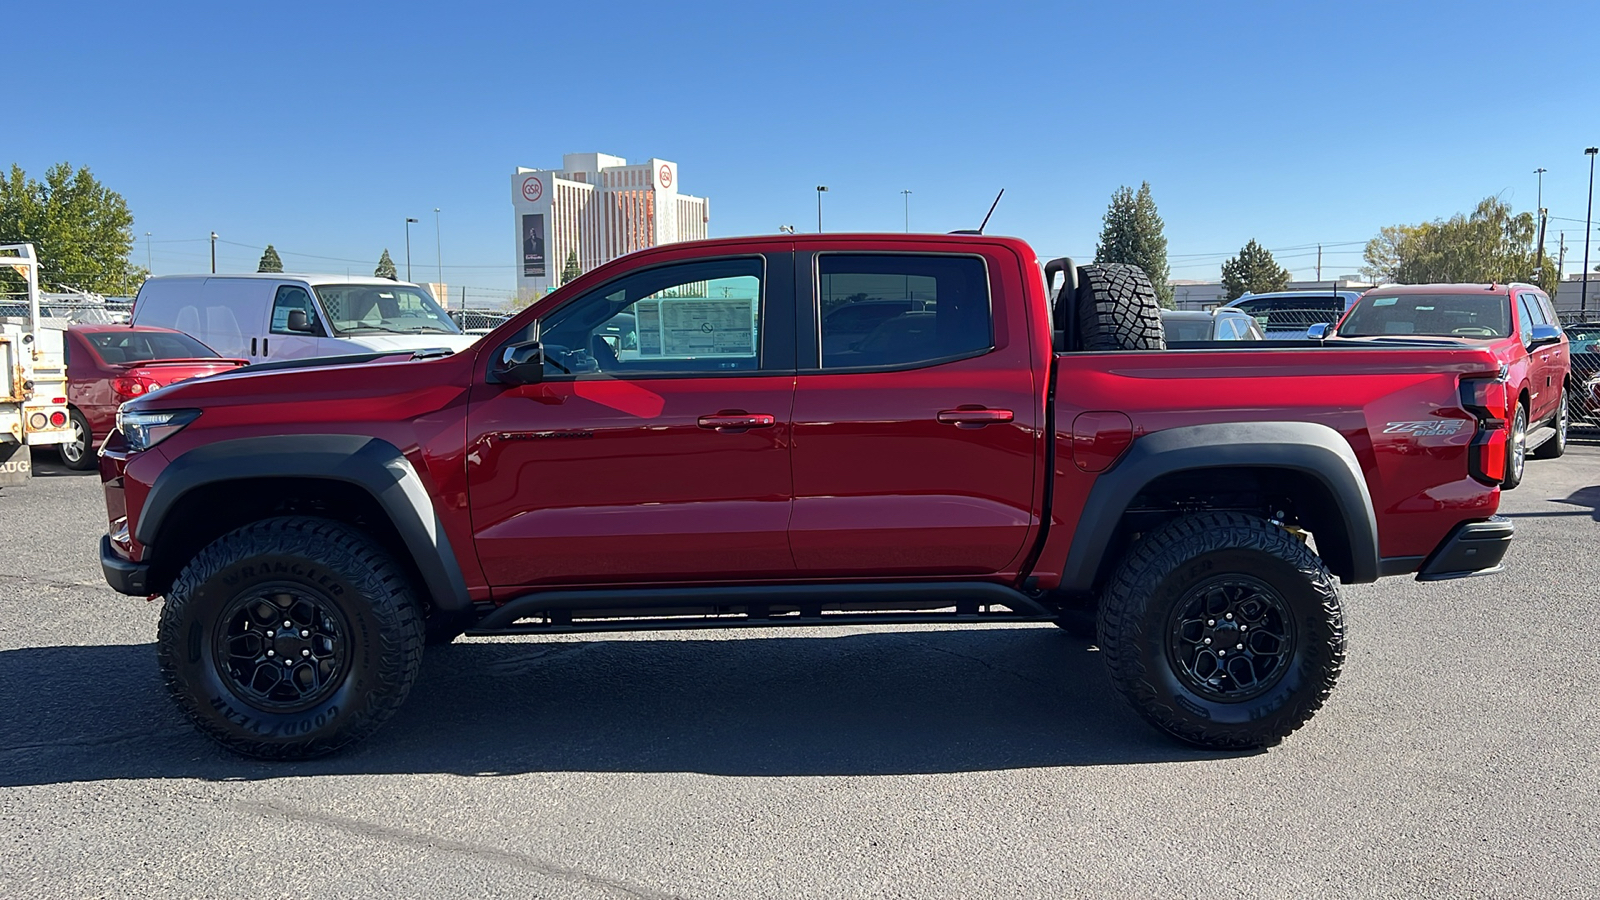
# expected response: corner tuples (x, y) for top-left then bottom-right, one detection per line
(1372, 297), (1398, 307)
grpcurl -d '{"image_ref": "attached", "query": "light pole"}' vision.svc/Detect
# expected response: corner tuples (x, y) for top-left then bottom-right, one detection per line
(210, 232), (217, 274)
(1584, 148), (1598, 315)
(1535, 167), (1548, 279)
(902, 189), (912, 232)
(816, 186), (828, 232)
(404, 217), (419, 282)
(433, 208), (443, 292)
(145, 232), (152, 273)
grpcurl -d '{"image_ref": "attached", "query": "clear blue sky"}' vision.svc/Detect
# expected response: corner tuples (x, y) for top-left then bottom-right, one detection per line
(12, 0), (1600, 299)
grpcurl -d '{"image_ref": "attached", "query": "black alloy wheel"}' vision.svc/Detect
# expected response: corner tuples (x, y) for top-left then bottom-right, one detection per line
(1166, 575), (1294, 702)
(215, 585), (350, 712)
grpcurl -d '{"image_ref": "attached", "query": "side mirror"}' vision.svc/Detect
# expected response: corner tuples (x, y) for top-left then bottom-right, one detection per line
(492, 340), (546, 385)
(286, 309), (317, 334)
(1307, 323), (1333, 340)
(1530, 323), (1562, 348)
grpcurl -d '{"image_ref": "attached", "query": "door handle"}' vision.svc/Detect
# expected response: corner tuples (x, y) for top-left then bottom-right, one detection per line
(937, 407), (1014, 426)
(698, 413), (776, 431)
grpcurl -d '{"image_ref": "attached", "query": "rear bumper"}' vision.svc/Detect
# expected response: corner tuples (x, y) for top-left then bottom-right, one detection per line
(1415, 516), (1514, 581)
(101, 534), (150, 596)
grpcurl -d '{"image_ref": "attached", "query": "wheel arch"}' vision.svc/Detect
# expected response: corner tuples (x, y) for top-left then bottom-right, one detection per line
(137, 434), (471, 614)
(1058, 422), (1379, 592)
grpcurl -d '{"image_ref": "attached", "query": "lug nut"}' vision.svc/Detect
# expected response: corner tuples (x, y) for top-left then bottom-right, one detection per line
(301, 630), (310, 638)
(265, 630), (274, 638)
(1225, 613), (1234, 620)
(1203, 637), (1212, 645)
(1218, 650), (1227, 657)
(283, 621), (292, 629)
(284, 658), (293, 667)
(1207, 619), (1215, 626)
(301, 648), (311, 657)
(1240, 625), (1247, 631)
(266, 649), (275, 657)
(1236, 643), (1244, 650)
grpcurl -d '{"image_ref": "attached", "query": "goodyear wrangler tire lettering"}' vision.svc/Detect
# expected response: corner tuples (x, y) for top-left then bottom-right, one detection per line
(157, 516), (423, 760)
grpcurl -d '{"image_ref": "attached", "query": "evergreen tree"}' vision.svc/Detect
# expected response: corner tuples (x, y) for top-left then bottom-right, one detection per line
(560, 249), (581, 285)
(1220, 239), (1292, 301)
(257, 244), (283, 273)
(1094, 181), (1173, 307)
(374, 249), (398, 280)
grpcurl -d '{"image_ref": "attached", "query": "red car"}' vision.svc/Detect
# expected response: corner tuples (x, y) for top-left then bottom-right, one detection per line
(98, 233), (1514, 759)
(61, 325), (244, 470)
(1329, 282), (1569, 488)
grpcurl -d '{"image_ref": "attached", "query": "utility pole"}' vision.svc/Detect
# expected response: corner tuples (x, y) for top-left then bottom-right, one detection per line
(1558, 232), (1567, 288)
(816, 186), (829, 232)
(210, 232), (217, 274)
(902, 189), (912, 232)
(1535, 167), (1548, 280)
(404, 217), (419, 282)
(1583, 147), (1598, 315)
(145, 232), (152, 274)
(1316, 244), (1322, 283)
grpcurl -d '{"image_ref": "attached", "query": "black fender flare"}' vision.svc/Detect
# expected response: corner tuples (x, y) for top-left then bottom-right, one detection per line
(137, 434), (471, 612)
(1059, 421), (1379, 591)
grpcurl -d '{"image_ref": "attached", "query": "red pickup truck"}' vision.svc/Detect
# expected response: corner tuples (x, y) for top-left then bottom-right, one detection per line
(98, 233), (1514, 759)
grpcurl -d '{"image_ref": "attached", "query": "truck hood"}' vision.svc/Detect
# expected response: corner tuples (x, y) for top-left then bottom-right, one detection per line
(324, 333), (479, 354)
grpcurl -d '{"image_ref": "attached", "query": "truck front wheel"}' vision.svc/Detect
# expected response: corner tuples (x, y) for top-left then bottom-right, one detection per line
(157, 516), (425, 759)
(1097, 512), (1345, 750)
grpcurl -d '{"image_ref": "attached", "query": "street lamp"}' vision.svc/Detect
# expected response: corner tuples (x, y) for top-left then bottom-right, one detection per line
(404, 217), (419, 282)
(433, 208), (443, 295)
(1535, 168), (1547, 278)
(816, 186), (828, 232)
(902, 189), (913, 232)
(1584, 148), (1598, 315)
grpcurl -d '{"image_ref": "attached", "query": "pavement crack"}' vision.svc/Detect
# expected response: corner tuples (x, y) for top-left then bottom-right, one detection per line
(232, 799), (685, 900)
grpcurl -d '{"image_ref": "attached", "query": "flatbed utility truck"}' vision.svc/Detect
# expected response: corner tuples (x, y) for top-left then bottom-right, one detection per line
(1, 243), (74, 486)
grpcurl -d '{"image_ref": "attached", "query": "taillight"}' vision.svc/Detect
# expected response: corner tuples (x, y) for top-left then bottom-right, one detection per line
(1461, 374), (1509, 486)
(112, 377), (151, 400)
(49, 411), (67, 427)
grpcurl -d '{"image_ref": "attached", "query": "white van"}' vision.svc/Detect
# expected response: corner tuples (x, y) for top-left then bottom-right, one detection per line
(131, 274), (479, 363)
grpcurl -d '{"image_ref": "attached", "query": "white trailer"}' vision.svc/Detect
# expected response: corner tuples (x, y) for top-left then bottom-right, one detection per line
(1, 243), (73, 487)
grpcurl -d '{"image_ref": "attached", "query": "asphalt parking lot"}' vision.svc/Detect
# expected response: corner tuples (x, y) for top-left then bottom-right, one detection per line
(2, 443), (1598, 899)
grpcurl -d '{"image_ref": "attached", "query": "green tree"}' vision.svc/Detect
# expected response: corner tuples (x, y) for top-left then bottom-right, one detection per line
(1368, 197), (1557, 297)
(1094, 181), (1173, 307)
(374, 249), (397, 280)
(0, 162), (144, 295)
(257, 244), (284, 273)
(560, 249), (581, 285)
(1360, 225), (1419, 283)
(1220, 239), (1292, 301)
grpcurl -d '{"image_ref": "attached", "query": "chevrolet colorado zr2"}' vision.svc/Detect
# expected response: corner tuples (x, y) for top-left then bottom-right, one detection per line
(98, 233), (1516, 758)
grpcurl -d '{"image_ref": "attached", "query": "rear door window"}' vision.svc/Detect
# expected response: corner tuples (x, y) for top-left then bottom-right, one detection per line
(816, 255), (991, 369)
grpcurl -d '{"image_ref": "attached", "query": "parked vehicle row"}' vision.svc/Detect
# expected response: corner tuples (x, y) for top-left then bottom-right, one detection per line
(99, 232), (1516, 761)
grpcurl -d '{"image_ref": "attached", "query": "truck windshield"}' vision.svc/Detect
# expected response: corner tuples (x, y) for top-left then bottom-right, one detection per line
(312, 284), (462, 336)
(1339, 293), (1510, 338)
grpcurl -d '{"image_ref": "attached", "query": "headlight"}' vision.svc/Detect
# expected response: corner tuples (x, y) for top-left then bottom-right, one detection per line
(116, 408), (201, 452)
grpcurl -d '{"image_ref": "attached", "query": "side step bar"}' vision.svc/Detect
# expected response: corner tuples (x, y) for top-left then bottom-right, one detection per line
(468, 582), (1056, 636)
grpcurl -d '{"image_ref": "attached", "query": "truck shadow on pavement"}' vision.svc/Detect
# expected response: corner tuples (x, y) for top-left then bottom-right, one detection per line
(0, 628), (1239, 786)
(1500, 484), (1600, 521)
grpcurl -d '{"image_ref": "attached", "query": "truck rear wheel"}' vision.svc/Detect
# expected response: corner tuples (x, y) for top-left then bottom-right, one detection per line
(1074, 263), (1166, 352)
(157, 516), (425, 759)
(58, 409), (95, 471)
(1097, 512), (1345, 750)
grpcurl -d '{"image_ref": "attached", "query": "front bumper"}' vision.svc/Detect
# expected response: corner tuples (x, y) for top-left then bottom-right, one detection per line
(101, 534), (150, 596)
(1416, 516), (1514, 581)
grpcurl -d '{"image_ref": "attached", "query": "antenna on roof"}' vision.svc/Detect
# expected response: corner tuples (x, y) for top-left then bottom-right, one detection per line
(949, 189), (1006, 235)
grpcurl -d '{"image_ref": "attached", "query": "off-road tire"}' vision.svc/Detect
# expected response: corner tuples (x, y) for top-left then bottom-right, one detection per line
(58, 409), (95, 471)
(157, 516), (425, 759)
(1075, 263), (1166, 352)
(1530, 388), (1567, 460)
(1097, 512), (1345, 750)
(1503, 403), (1528, 489)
